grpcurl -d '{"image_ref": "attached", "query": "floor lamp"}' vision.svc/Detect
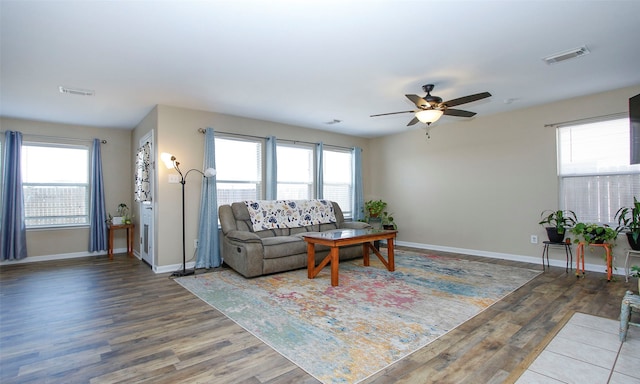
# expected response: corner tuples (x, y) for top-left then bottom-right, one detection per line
(161, 152), (216, 277)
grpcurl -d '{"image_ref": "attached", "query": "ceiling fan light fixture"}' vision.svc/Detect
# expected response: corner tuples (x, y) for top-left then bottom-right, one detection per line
(415, 109), (444, 124)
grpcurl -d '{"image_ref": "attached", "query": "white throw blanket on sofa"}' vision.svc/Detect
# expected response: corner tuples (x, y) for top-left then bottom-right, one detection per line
(244, 199), (337, 231)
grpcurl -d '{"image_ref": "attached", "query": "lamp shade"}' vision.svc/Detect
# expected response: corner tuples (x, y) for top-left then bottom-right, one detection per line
(415, 109), (444, 124)
(204, 168), (217, 177)
(160, 152), (175, 169)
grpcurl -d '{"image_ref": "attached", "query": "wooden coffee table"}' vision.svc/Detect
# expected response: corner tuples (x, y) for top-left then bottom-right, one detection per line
(303, 228), (397, 286)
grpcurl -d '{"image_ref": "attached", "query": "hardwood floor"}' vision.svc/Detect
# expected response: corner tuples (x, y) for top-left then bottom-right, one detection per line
(0, 248), (635, 384)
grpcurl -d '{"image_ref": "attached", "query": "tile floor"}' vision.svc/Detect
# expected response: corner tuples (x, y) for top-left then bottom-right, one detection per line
(516, 312), (640, 383)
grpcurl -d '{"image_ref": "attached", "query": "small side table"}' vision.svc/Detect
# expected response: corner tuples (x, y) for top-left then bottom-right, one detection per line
(542, 241), (573, 273)
(576, 242), (612, 281)
(108, 223), (134, 260)
(624, 249), (640, 282)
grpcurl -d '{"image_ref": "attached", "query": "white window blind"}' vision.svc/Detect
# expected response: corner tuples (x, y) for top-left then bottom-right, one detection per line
(276, 143), (314, 199)
(214, 137), (263, 207)
(323, 148), (353, 217)
(558, 118), (640, 225)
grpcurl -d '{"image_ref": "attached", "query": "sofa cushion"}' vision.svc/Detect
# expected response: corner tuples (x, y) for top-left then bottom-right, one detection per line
(262, 236), (308, 259)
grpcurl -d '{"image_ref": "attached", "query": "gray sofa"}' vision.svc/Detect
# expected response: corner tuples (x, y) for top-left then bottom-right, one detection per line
(218, 200), (370, 278)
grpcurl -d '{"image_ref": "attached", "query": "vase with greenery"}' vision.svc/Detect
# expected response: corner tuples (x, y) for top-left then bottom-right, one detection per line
(614, 196), (640, 251)
(538, 209), (577, 242)
(571, 223), (619, 245)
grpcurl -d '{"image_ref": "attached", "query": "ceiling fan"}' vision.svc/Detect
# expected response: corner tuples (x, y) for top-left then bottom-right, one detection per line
(370, 84), (492, 126)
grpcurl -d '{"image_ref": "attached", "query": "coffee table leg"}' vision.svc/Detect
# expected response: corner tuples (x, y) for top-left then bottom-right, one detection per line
(307, 242), (315, 279)
(387, 237), (395, 272)
(363, 243), (370, 266)
(330, 246), (339, 286)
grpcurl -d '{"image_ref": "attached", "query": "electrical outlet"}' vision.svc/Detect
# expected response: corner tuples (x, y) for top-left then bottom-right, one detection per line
(530, 235), (538, 244)
(168, 174), (180, 184)
(194, 239), (199, 249)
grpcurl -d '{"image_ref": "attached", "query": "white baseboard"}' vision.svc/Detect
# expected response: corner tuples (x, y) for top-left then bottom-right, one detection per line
(3, 241), (623, 277)
(0, 248), (129, 265)
(395, 240), (625, 276)
(154, 261), (196, 275)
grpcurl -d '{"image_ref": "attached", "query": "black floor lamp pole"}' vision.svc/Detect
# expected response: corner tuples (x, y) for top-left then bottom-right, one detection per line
(171, 164), (195, 277)
(163, 154), (214, 278)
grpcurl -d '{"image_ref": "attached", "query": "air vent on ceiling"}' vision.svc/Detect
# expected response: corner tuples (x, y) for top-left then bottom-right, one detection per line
(58, 86), (95, 96)
(543, 45), (590, 65)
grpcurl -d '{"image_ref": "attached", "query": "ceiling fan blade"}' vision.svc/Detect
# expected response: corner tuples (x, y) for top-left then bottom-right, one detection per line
(406, 116), (420, 126)
(406, 94), (428, 107)
(443, 108), (477, 118)
(370, 110), (415, 117)
(443, 92), (492, 107)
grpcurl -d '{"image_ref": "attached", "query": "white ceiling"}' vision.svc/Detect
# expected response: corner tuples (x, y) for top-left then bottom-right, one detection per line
(2, 1), (640, 138)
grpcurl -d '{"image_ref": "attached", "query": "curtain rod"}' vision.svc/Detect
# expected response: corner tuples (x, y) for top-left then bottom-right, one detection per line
(0, 131), (107, 144)
(198, 128), (351, 149)
(201, 128), (353, 151)
(544, 112), (627, 128)
(200, 128), (263, 141)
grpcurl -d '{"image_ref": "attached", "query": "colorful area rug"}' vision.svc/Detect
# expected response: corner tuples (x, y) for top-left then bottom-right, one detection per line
(175, 250), (540, 384)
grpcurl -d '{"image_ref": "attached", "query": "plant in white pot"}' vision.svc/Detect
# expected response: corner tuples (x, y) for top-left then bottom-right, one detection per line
(109, 203), (131, 225)
(538, 209), (577, 243)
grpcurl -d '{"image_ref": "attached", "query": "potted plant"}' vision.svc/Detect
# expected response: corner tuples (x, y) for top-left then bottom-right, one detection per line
(571, 223), (619, 245)
(538, 209), (577, 242)
(363, 199), (386, 229)
(364, 200), (387, 218)
(381, 211), (396, 230)
(614, 196), (640, 251)
(111, 203), (132, 225)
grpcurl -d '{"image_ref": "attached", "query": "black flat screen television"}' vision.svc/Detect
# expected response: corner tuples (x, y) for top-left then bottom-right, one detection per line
(631, 93), (640, 164)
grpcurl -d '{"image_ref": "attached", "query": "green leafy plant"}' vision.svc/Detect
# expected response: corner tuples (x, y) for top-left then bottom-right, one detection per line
(614, 196), (640, 243)
(538, 209), (577, 235)
(364, 200), (387, 218)
(571, 223), (619, 245)
(381, 211), (396, 229)
(631, 265), (640, 278)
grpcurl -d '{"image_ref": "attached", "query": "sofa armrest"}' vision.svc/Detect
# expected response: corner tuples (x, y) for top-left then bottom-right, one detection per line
(341, 221), (372, 230)
(222, 230), (264, 278)
(226, 230), (262, 243)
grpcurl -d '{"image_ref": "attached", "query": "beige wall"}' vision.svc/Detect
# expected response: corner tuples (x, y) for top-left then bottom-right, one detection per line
(0, 117), (133, 258)
(4, 84), (639, 272)
(147, 105), (371, 269)
(370, 84), (640, 268)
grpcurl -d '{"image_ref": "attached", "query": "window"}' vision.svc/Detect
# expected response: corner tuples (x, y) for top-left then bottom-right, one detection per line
(215, 137), (263, 207)
(323, 148), (353, 217)
(21, 143), (90, 227)
(213, 135), (355, 218)
(276, 143), (314, 199)
(558, 118), (640, 225)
